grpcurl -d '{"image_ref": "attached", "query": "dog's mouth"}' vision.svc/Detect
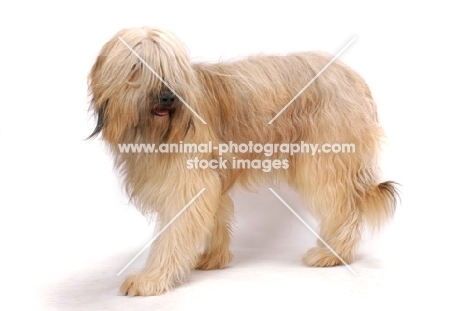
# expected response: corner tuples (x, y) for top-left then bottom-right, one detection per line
(152, 108), (171, 116)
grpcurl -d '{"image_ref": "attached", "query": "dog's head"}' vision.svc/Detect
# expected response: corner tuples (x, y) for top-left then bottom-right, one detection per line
(88, 27), (198, 144)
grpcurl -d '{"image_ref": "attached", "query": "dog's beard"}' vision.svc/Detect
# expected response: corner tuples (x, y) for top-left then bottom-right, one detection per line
(89, 91), (194, 144)
(138, 98), (180, 143)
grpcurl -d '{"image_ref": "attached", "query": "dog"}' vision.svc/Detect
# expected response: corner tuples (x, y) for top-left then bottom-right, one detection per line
(88, 26), (398, 296)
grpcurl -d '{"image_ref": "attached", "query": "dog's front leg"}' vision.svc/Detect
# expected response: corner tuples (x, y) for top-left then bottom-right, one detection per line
(120, 170), (221, 296)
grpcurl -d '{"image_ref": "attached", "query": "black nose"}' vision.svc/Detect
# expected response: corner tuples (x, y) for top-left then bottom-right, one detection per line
(159, 91), (176, 106)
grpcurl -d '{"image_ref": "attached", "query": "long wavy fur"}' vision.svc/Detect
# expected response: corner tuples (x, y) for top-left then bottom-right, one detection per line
(88, 27), (399, 296)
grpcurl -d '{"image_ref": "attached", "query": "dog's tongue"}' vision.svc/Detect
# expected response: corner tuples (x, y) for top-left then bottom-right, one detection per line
(153, 109), (170, 116)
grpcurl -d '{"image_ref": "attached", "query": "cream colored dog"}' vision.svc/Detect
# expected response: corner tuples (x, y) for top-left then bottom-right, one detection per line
(88, 27), (398, 296)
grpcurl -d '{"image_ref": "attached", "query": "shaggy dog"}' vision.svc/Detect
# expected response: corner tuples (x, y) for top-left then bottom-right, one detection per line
(88, 26), (398, 296)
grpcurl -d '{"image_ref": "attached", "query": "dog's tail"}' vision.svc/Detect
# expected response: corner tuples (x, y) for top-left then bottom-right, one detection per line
(360, 181), (400, 230)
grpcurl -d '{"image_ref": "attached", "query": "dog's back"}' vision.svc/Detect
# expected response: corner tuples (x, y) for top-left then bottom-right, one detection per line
(193, 52), (379, 156)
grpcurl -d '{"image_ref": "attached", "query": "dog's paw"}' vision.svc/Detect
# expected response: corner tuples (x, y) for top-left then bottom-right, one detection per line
(302, 247), (351, 267)
(196, 251), (233, 270)
(120, 273), (171, 296)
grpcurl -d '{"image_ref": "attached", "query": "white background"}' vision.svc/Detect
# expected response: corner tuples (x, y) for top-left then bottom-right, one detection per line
(1, 0), (467, 310)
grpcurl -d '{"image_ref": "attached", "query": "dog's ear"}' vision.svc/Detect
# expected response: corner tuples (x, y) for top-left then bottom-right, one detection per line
(87, 52), (107, 140)
(87, 102), (106, 139)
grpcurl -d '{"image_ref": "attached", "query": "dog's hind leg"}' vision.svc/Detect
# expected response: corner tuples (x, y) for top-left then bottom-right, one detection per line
(300, 178), (362, 267)
(120, 170), (222, 296)
(196, 194), (234, 270)
(292, 154), (397, 267)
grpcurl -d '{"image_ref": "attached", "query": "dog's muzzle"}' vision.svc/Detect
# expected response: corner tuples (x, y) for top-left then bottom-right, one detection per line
(152, 91), (176, 116)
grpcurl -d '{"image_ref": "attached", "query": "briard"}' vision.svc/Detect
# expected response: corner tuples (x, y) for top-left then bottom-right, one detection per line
(88, 26), (398, 296)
